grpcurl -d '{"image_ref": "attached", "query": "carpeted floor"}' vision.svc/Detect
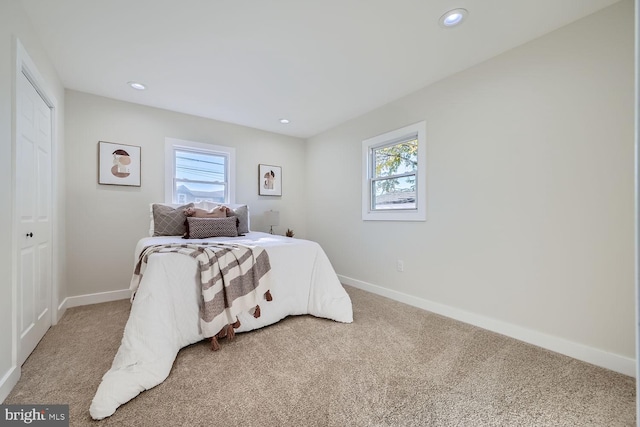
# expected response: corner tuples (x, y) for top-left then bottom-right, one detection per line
(4, 286), (636, 426)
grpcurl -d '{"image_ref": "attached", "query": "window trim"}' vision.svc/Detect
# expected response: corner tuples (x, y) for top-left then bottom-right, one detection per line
(362, 121), (426, 221)
(164, 137), (236, 204)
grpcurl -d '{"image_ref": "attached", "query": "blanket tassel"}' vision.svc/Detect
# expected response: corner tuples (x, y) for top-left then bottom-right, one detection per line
(211, 324), (238, 351)
(216, 324), (235, 341)
(226, 324), (236, 340)
(210, 336), (221, 351)
(210, 303), (266, 351)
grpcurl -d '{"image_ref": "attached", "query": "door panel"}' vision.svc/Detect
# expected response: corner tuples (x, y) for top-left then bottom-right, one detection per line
(37, 243), (50, 318)
(17, 133), (35, 222)
(37, 149), (50, 220)
(19, 248), (34, 338)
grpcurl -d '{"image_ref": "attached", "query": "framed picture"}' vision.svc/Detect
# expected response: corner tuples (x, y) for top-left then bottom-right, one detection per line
(258, 164), (282, 196)
(98, 141), (141, 187)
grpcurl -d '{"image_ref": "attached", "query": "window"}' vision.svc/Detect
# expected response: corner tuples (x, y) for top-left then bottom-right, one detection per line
(362, 121), (426, 221)
(165, 138), (235, 204)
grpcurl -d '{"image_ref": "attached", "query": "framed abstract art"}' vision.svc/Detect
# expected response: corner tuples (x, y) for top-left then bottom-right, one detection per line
(258, 164), (282, 196)
(98, 141), (141, 187)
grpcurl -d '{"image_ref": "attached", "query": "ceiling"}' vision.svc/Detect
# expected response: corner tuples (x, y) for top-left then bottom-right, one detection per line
(20, 0), (622, 138)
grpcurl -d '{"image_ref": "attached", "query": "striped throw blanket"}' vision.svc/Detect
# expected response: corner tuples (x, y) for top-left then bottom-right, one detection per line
(131, 243), (272, 343)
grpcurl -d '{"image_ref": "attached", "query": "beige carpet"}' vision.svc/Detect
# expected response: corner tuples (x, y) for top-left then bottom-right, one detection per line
(4, 286), (635, 426)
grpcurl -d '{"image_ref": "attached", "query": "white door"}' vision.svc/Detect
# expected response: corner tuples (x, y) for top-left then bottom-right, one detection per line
(16, 70), (52, 365)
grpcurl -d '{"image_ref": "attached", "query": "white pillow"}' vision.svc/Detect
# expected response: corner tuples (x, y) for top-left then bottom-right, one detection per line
(149, 202), (250, 236)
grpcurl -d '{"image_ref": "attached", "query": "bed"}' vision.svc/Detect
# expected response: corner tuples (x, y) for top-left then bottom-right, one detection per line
(89, 204), (353, 420)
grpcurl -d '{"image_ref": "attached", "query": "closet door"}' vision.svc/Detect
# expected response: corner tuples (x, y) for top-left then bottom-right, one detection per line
(16, 70), (52, 365)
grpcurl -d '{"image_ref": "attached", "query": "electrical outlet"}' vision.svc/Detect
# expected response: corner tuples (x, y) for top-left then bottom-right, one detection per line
(396, 260), (404, 272)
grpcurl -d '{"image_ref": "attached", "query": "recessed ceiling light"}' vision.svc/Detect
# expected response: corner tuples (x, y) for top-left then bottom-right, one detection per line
(127, 81), (146, 90)
(279, 119), (290, 124)
(439, 8), (468, 28)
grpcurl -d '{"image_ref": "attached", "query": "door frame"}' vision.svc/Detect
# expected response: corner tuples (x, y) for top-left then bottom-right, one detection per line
(635, 1), (639, 425)
(12, 38), (60, 370)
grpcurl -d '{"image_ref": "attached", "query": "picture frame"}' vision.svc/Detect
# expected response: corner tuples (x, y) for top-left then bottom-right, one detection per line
(98, 141), (141, 187)
(258, 164), (282, 196)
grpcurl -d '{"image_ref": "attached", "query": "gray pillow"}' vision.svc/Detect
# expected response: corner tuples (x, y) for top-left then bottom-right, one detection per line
(227, 205), (249, 235)
(152, 203), (193, 236)
(185, 216), (238, 239)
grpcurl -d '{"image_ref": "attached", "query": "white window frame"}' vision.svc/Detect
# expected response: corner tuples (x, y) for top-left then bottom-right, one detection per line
(164, 137), (236, 204)
(362, 121), (426, 221)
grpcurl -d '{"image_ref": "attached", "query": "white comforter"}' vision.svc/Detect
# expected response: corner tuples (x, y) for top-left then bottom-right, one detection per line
(90, 232), (353, 419)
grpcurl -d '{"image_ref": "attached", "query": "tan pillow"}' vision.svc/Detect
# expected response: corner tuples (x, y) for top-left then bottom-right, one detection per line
(185, 205), (228, 218)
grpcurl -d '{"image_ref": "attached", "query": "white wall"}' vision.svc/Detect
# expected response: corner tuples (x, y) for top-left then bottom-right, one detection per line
(0, 1), (65, 401)
(64, 90), (305, 298)
(306, 0), (635, 369)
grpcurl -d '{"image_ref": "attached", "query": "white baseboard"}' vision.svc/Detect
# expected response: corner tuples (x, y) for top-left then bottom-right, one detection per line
(339, 274), (636, 378)
(59, 289), (131, 310)
(0, 365), (20, 403)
